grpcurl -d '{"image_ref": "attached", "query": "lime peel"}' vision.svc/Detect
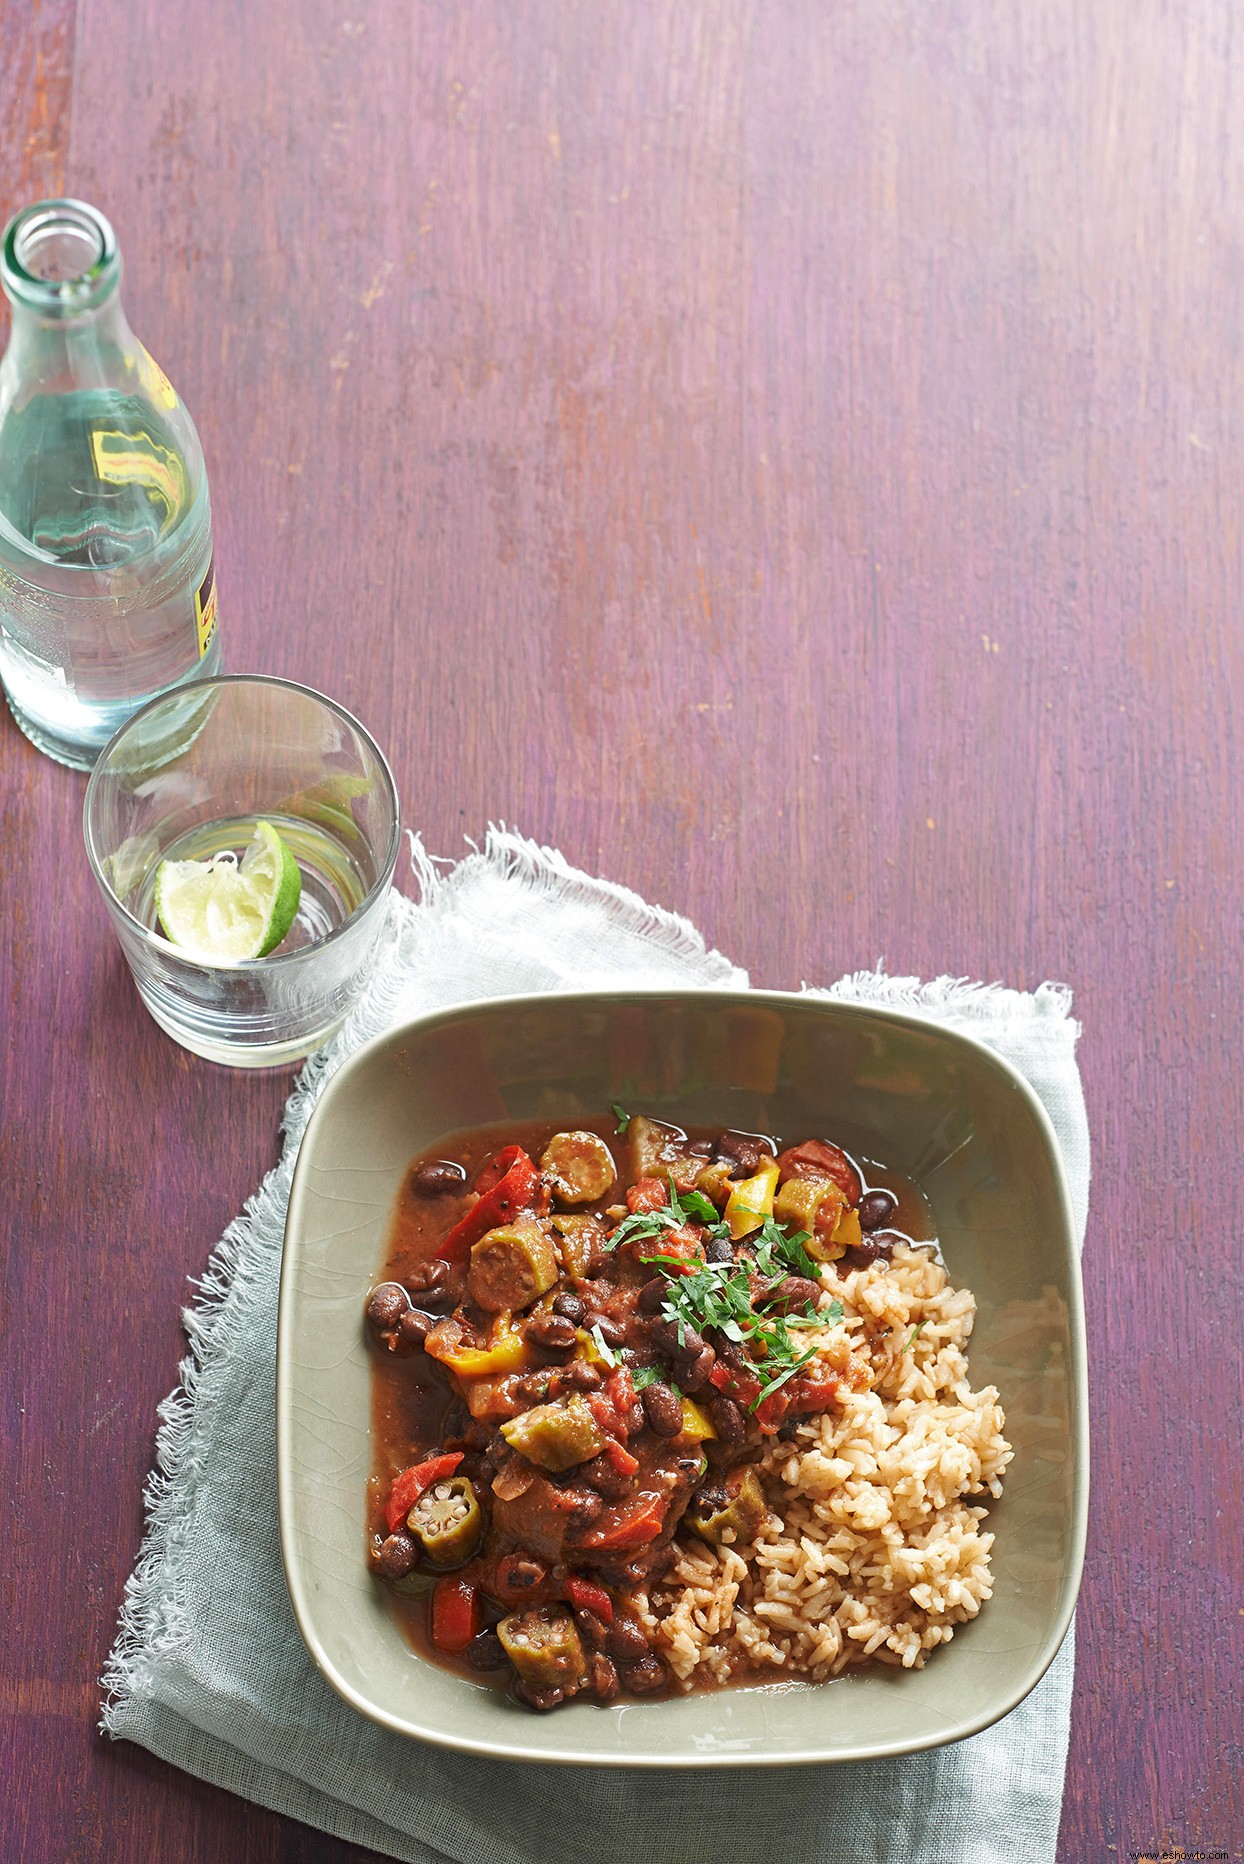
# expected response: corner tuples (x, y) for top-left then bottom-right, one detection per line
(155, 820), (302, 963)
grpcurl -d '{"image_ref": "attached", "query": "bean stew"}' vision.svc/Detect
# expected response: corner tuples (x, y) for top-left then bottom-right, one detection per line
(366, 1112), (931, 1712)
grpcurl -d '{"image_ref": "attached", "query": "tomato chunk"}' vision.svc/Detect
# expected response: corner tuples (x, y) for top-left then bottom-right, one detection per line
(384, 1453), (463, 1534)
(626, 1177), (668, 1214)
(776, 1140), (861, 1205)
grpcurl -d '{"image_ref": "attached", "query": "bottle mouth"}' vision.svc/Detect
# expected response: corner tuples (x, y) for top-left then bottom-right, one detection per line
(2, 199), (119, 314)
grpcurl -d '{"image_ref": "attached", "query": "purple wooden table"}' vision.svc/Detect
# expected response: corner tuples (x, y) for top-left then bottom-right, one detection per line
(2, 4), (1240, 1860)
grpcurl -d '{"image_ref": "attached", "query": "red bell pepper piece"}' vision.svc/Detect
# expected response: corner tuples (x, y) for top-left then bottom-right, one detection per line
(384, 1452), (463, 1534)
(438, 1147), (539, 1263)
(626, 1177), (668, 1214)
(473, 1144), (526, 1198)
(776, 1141), (861, 1206)
(564, 1576), (614, 1623)
(431, 1577), (482, 1654)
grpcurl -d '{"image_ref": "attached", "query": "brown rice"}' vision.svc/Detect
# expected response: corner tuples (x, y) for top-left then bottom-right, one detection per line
(636, 1244), (1012, 1684)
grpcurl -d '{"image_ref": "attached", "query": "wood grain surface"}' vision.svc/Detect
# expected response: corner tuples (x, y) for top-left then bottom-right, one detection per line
(1, 3), (1241, 1860)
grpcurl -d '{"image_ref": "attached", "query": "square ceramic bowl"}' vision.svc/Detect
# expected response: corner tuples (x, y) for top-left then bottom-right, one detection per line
(277, 990), (1087, 1766)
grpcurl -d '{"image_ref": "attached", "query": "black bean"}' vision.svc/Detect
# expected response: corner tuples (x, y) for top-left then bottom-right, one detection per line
(589, 1314), (626, 1348)
(606, 1618), (651, 1663)
(651, 1318), (705, 1360)
(620, 1655), (667, 1695)
(377, 1532), (418, 1579)
(703, 1235), (734, 1264)
(715, 1132), (762, 1174)
(552, 1291), (586, 1324)
(842, 1230), (901, 1270)
(710, 1332), (748, 1370)
(559, 1360), (603, 1391)
(466, 1629), (506, 1669)
(526, 1311), (578, 1352)
(708, 1393), (747, 1449)
(676, 1345), (716, 1393)
(404, 1258), (453, 1304)
(858, 1189), (899, 1231)
(514, 1682), (565, 1712)
(590, 1653), (620, 1702)
(413, 1160), (469, 1196)
(398, 1307), (432, 1346)
(365, 1282), (407, 1331)
(637, 1278), (667, 1315)
(642, 1381), (684, 1437)
(575, 1608), (609, 1649)
(762, 1275), (821, 1313)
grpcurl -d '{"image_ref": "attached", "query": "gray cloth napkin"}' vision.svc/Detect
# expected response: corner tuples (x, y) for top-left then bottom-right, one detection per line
(102, 829), (1090, 1864)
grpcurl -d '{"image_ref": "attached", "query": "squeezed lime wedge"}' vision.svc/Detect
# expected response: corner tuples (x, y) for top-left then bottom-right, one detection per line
(155, 820), (302, 963)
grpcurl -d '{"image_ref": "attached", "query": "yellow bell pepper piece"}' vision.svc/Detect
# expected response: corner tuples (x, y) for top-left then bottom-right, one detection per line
(724, 1155), (780, 1240)
(426, 1317), (532, 1378)
(574, 1326), (613, 1367)
(679, 1395), (717, 1441)
(829, 1206), (862, 1253)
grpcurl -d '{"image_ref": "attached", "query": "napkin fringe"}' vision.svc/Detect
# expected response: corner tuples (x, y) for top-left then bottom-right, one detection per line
(811, 969), (1082, 1040)
(99, 1188), (270, 1725)
(405, 824), (745, 983)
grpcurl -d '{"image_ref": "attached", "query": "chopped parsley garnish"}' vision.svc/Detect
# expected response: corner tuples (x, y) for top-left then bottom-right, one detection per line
(750, 1343), (819, 1408)
(602, 1167), (847, 1415)
(750, 1216), (821, 1280)
(606, 1203), (680, 1252)
(655, 1258), (756, 1346)
(590, 1323), (619, 1367)
(631, 1365), (681, 1394)
(903, 1318), (928, 1353)
(611, 1103), (631, 1133)
(674, 1187), (721, 1225)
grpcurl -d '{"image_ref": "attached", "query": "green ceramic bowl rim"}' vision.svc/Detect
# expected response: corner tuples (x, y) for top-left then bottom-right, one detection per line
(278, 987), (1089, 1767)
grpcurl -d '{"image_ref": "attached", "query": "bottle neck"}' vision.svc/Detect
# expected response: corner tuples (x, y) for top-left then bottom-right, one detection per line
(2, 199), (122, 323)
(0, 204), (137, 404)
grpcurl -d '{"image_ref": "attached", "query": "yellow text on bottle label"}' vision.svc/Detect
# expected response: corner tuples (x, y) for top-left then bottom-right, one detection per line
(195, 558), (218, 659)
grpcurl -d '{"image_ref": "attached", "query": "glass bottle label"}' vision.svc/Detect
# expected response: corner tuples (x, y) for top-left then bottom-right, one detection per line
(195, 558), (218, 658)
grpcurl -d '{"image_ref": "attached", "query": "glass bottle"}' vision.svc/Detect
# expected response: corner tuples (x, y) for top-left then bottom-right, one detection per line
(0, 199), (220, 769)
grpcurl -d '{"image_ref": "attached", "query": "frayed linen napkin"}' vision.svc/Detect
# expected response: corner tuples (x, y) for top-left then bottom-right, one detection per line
(102, 829), (1090, 1864)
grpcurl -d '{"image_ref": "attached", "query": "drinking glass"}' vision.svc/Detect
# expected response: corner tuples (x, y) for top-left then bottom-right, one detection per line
(83, 675), (400, 1067)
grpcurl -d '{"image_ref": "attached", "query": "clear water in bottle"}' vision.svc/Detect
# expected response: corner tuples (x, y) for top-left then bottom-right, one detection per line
(0, 201), (220, 769)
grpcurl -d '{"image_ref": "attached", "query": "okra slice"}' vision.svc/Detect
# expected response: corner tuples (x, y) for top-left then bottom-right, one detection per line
(540, 1131), (616, 1206)
(500, 1394), (606, 1471)
(496, 1606), (587, 1688)
(406, 1477), (483, 1568)
(467, 1219), (560, 1313)
(686, 1466), (768, 1546)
